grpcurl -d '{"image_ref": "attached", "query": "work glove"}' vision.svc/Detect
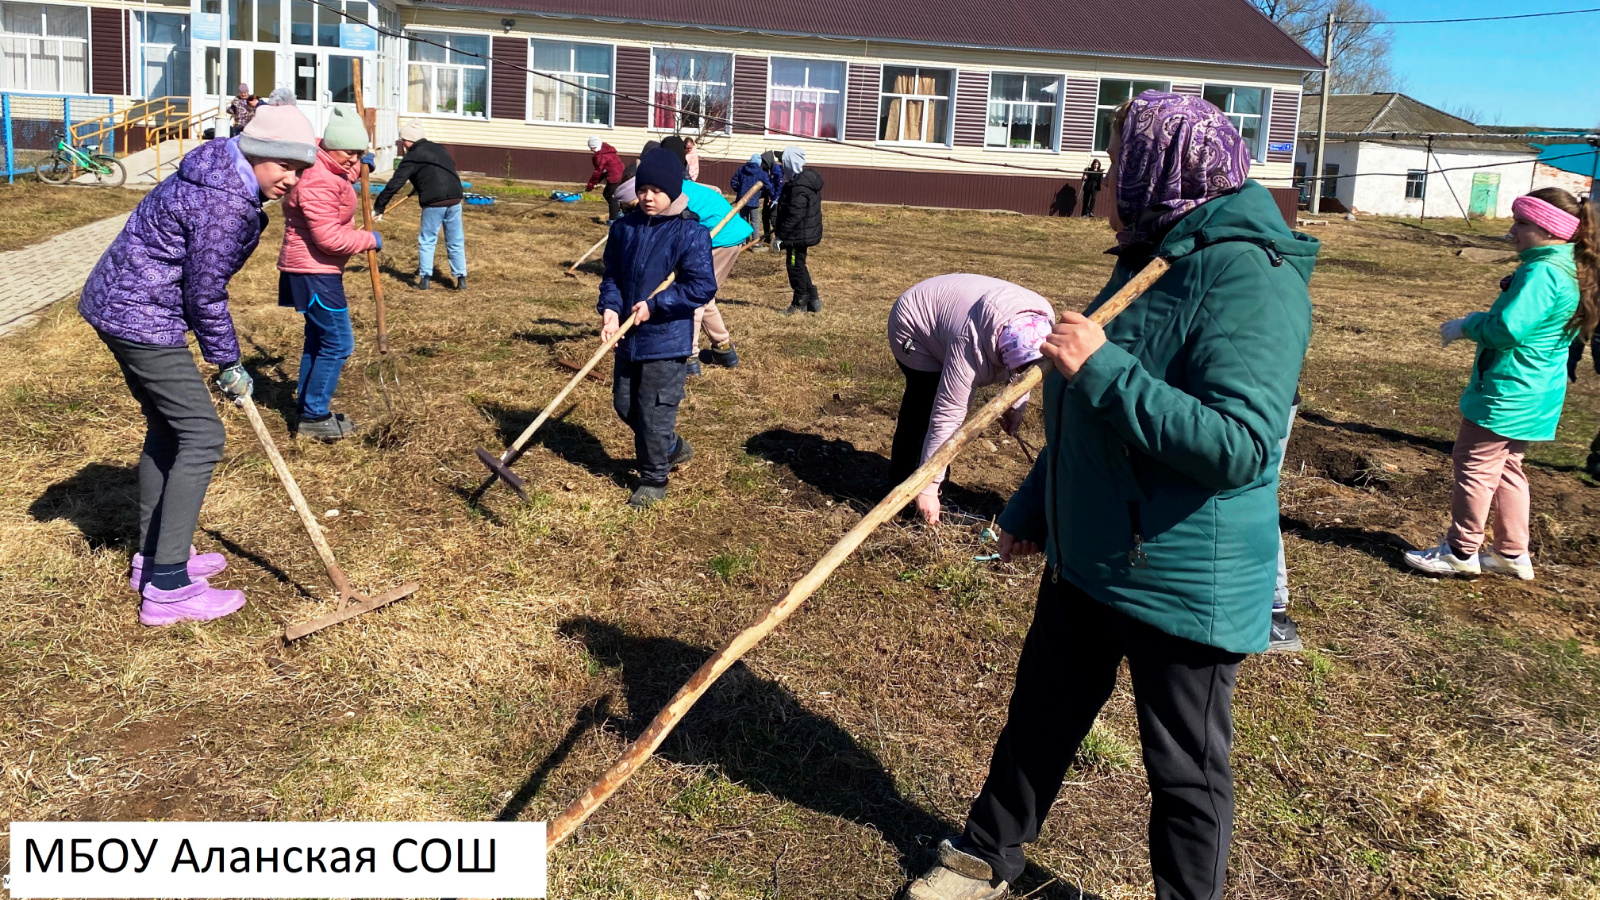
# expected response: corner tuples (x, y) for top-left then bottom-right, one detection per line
(1439, 317), (1468, 348)
(371, 231), (383, 251)
(217, 362), (253, 404)
(361, 152), (374, 169)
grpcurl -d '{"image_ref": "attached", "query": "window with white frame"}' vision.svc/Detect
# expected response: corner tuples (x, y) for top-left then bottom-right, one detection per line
(768, 58), (842, 140)
(0, 2), (89, 93)
(529, 39), (611, 126)
(1094, 78), (1168, 151)
(1405, 169), (1426, 200)
(652, 48), (731, 133)
(1202, 84), (1267, 159)
(987, 72), (1059, 150)
(406, 32), (488, 118)
(879, 66), (951, 144)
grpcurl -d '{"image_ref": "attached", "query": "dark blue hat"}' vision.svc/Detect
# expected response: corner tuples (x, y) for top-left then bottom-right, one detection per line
(634, 149), (685, 202)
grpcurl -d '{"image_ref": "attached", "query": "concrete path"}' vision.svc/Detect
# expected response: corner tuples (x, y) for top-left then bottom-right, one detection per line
(0, 213), (129, 338)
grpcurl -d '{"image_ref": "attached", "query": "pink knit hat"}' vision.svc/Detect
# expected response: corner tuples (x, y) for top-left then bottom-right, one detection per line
(237, 105), (317, 166)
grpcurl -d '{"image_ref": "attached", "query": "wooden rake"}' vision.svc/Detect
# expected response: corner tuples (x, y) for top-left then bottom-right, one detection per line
(543, 256), (1172, 848)
(474, 182), (766, 502)
(235, 395), (418, 642)
(564, 234), (609, 278)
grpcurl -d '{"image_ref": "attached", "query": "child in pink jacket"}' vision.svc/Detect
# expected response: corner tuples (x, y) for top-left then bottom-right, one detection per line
(277, 105), (379, 442)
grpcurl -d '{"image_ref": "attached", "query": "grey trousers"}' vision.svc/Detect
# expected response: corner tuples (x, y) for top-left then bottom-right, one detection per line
(612, 356), (687, 486)
(1273, 403), (1298, 612)
(99, 332), (226, 566)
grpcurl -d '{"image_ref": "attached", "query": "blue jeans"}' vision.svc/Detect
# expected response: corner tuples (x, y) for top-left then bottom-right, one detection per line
(419, 203), (466, 278)
(297, 300), (354, 420)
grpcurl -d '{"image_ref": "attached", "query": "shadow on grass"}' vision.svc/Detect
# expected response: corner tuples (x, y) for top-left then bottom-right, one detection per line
(238, 334), (302, 425)
(552, 617), (1093, 896)
(745, 428), (1007, 518)
(478, 402), (631, 488)
(1279, 514), (1414, 573)
(1297, 411), (1454, 455)
(200, 527), (320, 600)
(496, 694), (612, 822)
(28, 462), (139, 551)
(512, 327), (601, 347)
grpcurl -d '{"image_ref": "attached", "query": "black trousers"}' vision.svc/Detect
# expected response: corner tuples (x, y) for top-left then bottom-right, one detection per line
(603, 182), (621, 221)
(760, 198), (776, 241)
(612, 357), (688, 486)
(785, 244), (815, 305)
(1080, 186), (1100, 217)
(99, 331), (227, 566)
(888, 361), (942, 486)
(962, 575), (1245, 900)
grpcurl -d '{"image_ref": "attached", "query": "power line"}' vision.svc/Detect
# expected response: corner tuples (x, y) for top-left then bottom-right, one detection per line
(1339, 5), (1600, 26)
(1297, 146), (1600, 185)
(302, 0), (1095, 178)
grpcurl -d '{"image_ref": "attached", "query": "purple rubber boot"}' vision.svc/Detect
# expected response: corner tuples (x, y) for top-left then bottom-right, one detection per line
(129, 547), (227, 591)
(138, 580), (247, 627)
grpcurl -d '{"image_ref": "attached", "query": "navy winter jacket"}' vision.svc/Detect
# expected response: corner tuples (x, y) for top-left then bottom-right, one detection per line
(598, 204), (718, 363)
(730, 162), (773, 208)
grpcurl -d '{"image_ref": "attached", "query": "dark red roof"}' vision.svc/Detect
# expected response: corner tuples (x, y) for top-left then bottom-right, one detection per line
(421, 0), (1323, 70)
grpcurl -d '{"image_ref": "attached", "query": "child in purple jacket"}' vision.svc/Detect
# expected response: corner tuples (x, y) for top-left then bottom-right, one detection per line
(78, 106), (316, 627)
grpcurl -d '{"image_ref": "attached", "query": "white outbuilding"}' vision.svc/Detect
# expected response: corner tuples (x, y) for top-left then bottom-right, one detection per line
(1296, 93), (1540, 219)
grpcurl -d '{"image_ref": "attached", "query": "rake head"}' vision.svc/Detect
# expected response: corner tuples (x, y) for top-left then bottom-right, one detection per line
(475, 447), (530, 502)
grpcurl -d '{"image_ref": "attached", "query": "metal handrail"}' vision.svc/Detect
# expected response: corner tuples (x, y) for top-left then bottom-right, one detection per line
(68, 96), (190, 154)
(148, 104), (219, 175)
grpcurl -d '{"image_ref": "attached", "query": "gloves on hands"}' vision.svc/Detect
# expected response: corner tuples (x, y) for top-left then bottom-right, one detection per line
(217, 363), (253, 404)
(371, 231), (383, 251)
(361, 152), (374, 169)
(1440, 317), (1468, 347)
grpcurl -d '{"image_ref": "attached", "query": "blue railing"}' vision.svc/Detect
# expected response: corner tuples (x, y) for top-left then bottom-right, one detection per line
(2, 92), (119, 182)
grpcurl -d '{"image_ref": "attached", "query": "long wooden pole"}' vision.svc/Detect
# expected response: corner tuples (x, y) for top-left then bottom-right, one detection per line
(565, 234), (609, 277)
(351, 60), (389, 354)
(237, 395), (355, 601)
(489, 183), (766, 470)
(546, 256), (1172, 848)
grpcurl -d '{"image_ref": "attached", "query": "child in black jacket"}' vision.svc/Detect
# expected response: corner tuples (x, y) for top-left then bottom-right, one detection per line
(775, 145), (823, 315)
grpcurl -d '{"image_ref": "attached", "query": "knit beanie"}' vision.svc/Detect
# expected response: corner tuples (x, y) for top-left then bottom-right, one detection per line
(237, 105), (317, 166)
(748, 153), (762, 165)
(321, 104), (368, 152)
(588, 136), (601, 151)
(399, 119), (426, 142)
(659, 135), (688, 166)
(633, 149), (685, 202)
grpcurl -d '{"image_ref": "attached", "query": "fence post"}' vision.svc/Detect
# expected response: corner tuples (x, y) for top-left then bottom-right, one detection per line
(3, 94), (13, 184)
(64, 97), (72, 144)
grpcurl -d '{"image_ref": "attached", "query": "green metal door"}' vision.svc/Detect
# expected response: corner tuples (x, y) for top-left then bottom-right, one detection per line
(1470, 172), (1500, 218)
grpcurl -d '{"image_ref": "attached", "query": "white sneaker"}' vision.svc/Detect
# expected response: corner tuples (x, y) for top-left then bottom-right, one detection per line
(1479, 548), (1534, 581)
(1404, 539), (1481, 578)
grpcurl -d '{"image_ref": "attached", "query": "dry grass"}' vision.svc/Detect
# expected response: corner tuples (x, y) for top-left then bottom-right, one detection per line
(0, 180), (145, 251)
(1, 188), (1598, 899)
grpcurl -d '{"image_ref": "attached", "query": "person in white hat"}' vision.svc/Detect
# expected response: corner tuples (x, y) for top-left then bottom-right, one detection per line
(374, 120), (468, 291)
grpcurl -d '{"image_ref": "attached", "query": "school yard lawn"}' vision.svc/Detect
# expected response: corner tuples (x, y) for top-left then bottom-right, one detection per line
(1, 187), (1598, 899)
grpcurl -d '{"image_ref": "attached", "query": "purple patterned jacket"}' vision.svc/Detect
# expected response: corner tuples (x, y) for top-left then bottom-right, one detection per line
(79, 138), (267, 364)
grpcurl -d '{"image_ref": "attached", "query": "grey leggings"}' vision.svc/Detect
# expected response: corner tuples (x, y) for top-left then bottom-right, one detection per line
(1273, 403), (1297, 612)
(99, 332), (226, 566)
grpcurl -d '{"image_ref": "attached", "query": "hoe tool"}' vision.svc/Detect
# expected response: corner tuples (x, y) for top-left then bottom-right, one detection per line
(544, 256), (1172, 849)
(475, 182), (766, 502)
(235, 394), (419, 641)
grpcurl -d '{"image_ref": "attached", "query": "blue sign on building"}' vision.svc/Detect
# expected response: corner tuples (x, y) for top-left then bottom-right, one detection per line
(1269, 141), (1294, 153)
(192, 12), (220, 41)
(340, 23), (376, 51)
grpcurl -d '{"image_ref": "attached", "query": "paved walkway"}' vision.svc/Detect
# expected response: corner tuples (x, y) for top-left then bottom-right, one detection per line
(0, 213), (129, 338)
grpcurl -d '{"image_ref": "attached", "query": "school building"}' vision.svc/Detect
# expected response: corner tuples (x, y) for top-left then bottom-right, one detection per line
(1, 0), (1319, 215)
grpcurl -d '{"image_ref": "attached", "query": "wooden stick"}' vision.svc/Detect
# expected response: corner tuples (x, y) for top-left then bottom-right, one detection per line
(487, 183), (766, 473)
(351, 60), (389, 355)
(565, 234), (608, 276)
(237, 394), (355, 601)
(545, 256), (1172, 848)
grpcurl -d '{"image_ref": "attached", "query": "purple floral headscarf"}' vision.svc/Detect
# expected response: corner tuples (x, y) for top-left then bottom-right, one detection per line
(1115, 91), (1251, 247)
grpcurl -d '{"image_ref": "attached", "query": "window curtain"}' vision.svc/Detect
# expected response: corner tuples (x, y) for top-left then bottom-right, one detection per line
(892, 71), (915, 93)
(1, 36), (26, 89)
(883, 97), (902, 140)
(59, 36), (86, 92)
(903, 98), (924, 141)
(653, 83), (676, 127)
(406, 63), (427, 113)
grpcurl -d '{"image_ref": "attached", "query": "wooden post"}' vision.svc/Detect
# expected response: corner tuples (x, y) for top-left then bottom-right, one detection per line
(351, 59), (389, 354)
(545, 256), (1172, 848)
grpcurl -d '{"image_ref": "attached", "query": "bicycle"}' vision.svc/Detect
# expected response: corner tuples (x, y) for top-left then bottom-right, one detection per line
(36, 131), (127, 188)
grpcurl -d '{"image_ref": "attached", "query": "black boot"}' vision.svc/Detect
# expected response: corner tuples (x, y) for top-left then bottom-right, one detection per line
(454, 274), (466, 291)
(806, 285), (821, 314)
(782, 298), (806, 317)
(417, 274), (431, 291)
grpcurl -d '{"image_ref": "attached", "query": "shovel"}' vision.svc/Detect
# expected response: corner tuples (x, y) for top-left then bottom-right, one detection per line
(543, 256), (1172, 848)
(235, 394), (418, 641)
(475, 182), (766, 502)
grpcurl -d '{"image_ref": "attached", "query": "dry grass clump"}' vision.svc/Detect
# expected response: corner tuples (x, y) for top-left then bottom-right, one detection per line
(0, 179), (145, 251)
(1, 189), (1598, 898)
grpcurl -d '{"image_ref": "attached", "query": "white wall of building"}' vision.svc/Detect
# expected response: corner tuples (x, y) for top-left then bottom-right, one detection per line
(1297, 140), (1537, 218)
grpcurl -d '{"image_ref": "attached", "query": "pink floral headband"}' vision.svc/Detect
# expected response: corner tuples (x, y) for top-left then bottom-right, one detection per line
(1512, 195), (1579, 241)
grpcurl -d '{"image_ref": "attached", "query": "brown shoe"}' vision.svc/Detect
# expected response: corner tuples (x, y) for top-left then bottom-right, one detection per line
(904, 840), (1008, 900)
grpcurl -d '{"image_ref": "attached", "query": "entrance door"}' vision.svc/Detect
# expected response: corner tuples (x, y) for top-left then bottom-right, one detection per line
(1469, 172), (1501, 219)
(292, 51), (362, 132)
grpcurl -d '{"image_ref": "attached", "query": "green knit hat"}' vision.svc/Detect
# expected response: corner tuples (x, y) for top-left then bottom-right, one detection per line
(321, 104), (368, 151)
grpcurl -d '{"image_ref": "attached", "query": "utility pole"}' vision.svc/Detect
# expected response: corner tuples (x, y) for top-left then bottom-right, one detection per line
(1309, 11), (1334, 215)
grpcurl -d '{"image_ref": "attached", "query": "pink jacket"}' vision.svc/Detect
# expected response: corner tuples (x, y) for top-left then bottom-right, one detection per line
(278, 146), (377, 274)
(685, 148), (700, 181)
(888, 274), (1055, 496)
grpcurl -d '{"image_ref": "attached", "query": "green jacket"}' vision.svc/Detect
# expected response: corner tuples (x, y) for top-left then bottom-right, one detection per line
(1459, 243), (1579, 441)
(998, 182), (1316, 654)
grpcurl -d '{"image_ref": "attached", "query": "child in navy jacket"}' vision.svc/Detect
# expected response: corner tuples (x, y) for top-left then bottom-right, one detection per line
(598, 149), (718, 508)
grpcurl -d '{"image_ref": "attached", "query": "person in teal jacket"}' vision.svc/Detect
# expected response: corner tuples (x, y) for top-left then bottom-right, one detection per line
(907, 92), (1315, 900)
(1406, 187), (1596, 581)
(680, 178), (751, 370)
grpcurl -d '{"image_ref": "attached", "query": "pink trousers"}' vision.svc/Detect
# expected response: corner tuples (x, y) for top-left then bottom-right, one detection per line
(692, 245), (740, 349)
(1446, 418), (1530, 557)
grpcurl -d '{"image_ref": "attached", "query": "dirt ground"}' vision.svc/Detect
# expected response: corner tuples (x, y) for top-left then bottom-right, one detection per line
(0, 180), (145, 251)
(1, 185), (1598, 899)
